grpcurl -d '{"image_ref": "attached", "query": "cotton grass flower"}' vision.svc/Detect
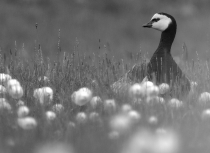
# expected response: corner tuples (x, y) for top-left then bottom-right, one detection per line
(6, 79), (23, 99)
(46, 111), (56, 121)
(89, 112), (100, 122)
(168, 98), (183, 109)
(104, 99), (116, 113)
(16, 100), (25, 107)
(71, 87), (92, 106)
(128, 110), (141, 121)
(142, 80), (154, 89)
(0, 98), (11, 111)
(129, 83), (144, 99)
(90, 96), (102, 109)
(110, 113), (132, 134)
(0, 85), (6, 95)
(146, 96), (165, 105)
(201, 109), (210, 120)
(0, 73), (12, 86)
(121, 129), (154, 153)
(7, 84), (24, 99)
(17, 117), (37, 130)
(141, 81), (159, 97)
(158, 83), (170, 94)
(6, 79), (20, 89)
(52, 104), (64, 114)
(155, 129), (180, 153)
(121, 104), (132, 113)
(76, 112), (87, 124)
(33, 87), (53, 105)
(198, 92), (210, 106)
(17, 106), (30, 118)
(121, 128), (180, 153)
(148, 116), (158, 125)
(67, 121), (76, 129)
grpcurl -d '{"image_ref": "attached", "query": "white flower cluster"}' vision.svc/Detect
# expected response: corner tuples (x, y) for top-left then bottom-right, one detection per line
(129, 80), (169, 101)
(0, 73), (24, 99)
(109, 105), (141, 135)
(7, 79), (24, 99)
(121, 128), (180, 153)
(16, 102), (37, 130)
(71, 87), (92, 106)
(0, 73), (12, 86)
(33, 87), (53, 105)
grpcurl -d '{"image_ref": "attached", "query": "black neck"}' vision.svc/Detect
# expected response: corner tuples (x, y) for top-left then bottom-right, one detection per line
(155, 26), (176, 54)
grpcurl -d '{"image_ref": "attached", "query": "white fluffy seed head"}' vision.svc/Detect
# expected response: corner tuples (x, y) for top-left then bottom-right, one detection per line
(68, 121), (76, 129)
(0, 73), (12, 86)
(33, 87), (53, 105)
(0, 85), (6, 95)
(46, 111), (56, 121)
(110, 114), (132, 134)
(168, 98), (183, 109)
(89, 112), (100, 122)
(150, 13), (172, 31)
(128, 110), (141, 121)
(129, 83), (144, 98)
(146, 96), (165, 105)
(17, 117), (37, 130)
(0, 98), (11, 111)
(6, 79), (20, 89)
(17, 106), (30, 118)
(121, 104), (132, 113)
(121, 128), (180, 153)
(104, 99), (116, 113)
(142, 81), (154, 89)
(71, 87), (92, 106)
(158, 83), (170, 94)
(76, 112), (87, 124)
(155, 129), (180, 153)
(147, 86), (159, 97)
(121, 129), (154, 153)
(52, 104), (64, 114)
(141, 81), (159, 97)
(8, 84), (24, 99)
(201, 109), (210, 120)
(148, 116), (158, 125)
(198, 92), (210, 106)
(90, 96), (102, 109)
(16, 100), (25, 107)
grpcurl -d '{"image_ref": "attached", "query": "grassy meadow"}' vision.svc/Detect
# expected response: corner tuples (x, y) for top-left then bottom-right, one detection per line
(0, 44), (210, 153)
(1, 1), (210, 153)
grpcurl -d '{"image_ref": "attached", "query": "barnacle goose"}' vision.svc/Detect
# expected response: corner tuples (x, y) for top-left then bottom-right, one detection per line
(112, 12), (191, 99)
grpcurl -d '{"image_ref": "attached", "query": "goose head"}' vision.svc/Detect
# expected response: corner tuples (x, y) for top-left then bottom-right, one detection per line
(143, 12), (176, 32)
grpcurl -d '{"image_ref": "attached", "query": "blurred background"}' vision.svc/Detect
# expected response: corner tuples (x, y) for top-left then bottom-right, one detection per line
(1, 0), (210, 62)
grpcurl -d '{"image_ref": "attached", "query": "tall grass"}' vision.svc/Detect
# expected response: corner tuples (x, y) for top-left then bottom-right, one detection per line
(0, 43), (210, 153)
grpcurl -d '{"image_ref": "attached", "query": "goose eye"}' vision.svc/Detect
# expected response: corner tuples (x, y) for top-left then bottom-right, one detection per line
(151, 18), (160, 22)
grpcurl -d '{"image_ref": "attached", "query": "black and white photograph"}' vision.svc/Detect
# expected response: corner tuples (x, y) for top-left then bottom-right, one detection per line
(0, 1), (210, 153)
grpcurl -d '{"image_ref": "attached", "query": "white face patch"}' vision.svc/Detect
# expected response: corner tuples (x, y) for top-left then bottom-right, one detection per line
(150, 13), (172, 31)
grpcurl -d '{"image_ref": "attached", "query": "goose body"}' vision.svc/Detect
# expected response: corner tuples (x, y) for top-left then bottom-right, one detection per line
(112, 12), (191, 99)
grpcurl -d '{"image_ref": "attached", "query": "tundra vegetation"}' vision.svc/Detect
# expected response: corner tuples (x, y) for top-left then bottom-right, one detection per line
(0, 43), (210, 153)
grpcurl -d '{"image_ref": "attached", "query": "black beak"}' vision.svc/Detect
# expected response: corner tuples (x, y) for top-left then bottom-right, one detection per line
(142, 20), (153, 28)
